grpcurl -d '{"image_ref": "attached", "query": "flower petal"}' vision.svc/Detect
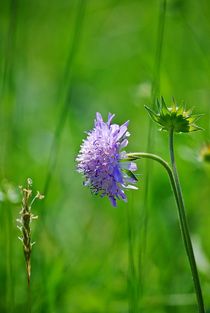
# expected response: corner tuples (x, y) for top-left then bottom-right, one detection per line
(115, 123), (129, 141)
(95, 112), (104, 127)
(120, 162), (137, 171)
(109, 196), (117, 207)
(123, 184), (138, 190)
(120, 139), (128, 149)
(107, 113), (115, 126)
(113, 166), (123, 183)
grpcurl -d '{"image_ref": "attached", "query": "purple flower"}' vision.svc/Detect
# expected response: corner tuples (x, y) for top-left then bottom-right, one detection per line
(76, 112), (138, 206)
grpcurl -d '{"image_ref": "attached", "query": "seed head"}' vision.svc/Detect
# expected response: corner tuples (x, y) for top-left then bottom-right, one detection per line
(145, 97), (203, 133)
(17, 178), (44, 286)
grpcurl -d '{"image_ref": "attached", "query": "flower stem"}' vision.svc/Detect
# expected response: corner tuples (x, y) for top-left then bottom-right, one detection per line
(169, 128), (205, 313)
(127, 150), (205, 312)
(127, 152), (179, 206)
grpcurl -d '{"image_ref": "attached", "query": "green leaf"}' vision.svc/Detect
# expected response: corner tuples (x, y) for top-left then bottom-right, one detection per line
(124, 170), (138, 182)
(144, 105), (159, 122)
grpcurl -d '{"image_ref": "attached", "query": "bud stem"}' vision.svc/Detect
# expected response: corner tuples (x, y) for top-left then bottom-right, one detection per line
(169, 128), (205, 313)
(127, 149), (205, 312)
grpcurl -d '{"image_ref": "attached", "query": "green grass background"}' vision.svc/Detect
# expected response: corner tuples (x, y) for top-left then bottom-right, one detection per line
(0, 0), (210, 312)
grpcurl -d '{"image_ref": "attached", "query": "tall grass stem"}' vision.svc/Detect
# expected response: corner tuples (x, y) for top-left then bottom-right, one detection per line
(0, 0), (18, 177)
(44, 0), (87, 195)
(5, 204), (14, 313)
(139, 0), (167, 297)
(127, 200), (138, 313)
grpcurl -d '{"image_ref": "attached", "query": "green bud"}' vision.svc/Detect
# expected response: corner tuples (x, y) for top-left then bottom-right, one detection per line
(145, 97), (203, 133)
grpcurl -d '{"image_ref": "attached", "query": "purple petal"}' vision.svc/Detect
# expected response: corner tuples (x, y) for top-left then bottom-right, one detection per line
(110, 124), (120, 135)
(95, 112), (103, 127)
(107, 113), (115, 126)
(109, 196), (117, 207)
(120, 139), (128, 149)
(113, 166), (123, 183)
(120, 162), (137, 171)
(115, 122), (129, 141)
(118, 189), (127, 200)
(96, 112), (103, 122)
(119, 151), (127, 159)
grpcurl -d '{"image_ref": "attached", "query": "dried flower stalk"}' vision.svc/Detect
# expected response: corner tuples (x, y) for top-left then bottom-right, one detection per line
(17, 178), (44, 286)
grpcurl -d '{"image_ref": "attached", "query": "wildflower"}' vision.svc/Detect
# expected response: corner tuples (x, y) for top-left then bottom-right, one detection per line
(76, 112), (138, 206)
(145, 97), (203, 133)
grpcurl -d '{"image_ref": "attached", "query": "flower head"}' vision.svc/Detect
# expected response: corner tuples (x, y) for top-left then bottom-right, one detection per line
(145, 97), (203, 133)
(76, 112), (138, 206)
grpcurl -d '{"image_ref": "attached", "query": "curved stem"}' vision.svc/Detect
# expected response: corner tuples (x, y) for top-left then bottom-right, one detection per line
(169, 129), (205, 313)
(127, 151), (205, 312)
(127, 152), (180, 210)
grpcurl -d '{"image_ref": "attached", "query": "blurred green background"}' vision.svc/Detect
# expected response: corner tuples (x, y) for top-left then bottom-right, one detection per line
(0, 0), (210, 312)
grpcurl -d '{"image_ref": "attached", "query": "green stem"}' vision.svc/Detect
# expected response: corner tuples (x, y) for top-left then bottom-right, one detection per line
(44, 0), (87, 196)
(127, 152), (179, 206)
(169, 129), (205, 313)
(5, 203), (14, 313)
(27, 283), (31, 313)
(127, 151), (205, 312)
(151, 0), (167, 101)
(138, 2), (167, 303)
(126, 202), (138, 313)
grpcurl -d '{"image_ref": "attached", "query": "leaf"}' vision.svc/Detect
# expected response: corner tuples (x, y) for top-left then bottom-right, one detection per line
(144, 105), (159, 122)
(124, 170), (138, 182)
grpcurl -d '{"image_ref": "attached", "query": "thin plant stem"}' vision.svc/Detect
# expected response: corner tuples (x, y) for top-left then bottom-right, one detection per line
(180, 10), (210, 137)
(44, 0), (87, 196)
(127, 153), (177, 202)
(27, 284), (31, 313)
(139, 0), (167, 297)
(0, 0), (18, 178)
(5, 204), (14, 313)
(168, 129), (205, 313)
(151, 0), (167, 101)
(126, 198), (138, 313)
(0, 0), (18, 104)
(127, 151), (205, 312)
